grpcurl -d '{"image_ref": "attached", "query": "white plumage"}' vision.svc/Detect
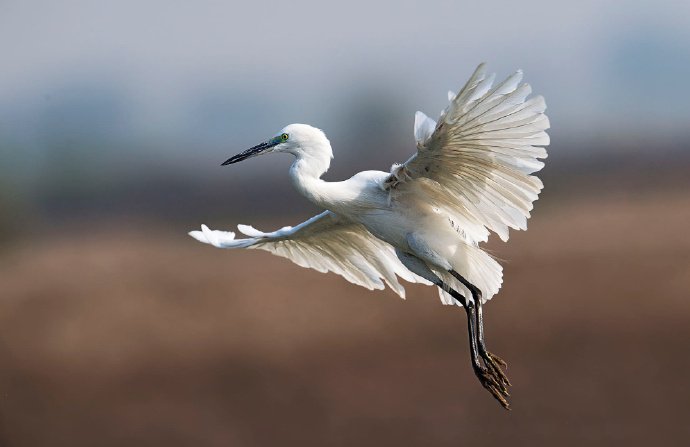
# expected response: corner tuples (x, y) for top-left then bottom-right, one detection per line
(190, 63), (548, 306)
(189, 63), (549, 409)
(193, 211), (429, 298)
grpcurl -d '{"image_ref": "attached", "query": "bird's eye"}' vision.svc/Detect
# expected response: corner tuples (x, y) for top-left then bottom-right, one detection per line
(281, 133), (289, 141)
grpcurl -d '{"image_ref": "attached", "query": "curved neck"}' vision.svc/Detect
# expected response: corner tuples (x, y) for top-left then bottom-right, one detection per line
(287, 140), (364, 212)
(289, 157), (334, 209)
(290, 142), (370, 214)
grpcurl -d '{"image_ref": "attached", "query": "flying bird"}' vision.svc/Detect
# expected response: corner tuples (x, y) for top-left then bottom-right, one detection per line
(190, 63), (549, 409)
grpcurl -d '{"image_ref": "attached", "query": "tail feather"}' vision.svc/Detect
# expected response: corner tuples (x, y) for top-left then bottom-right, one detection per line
(435, 245), (503, 306)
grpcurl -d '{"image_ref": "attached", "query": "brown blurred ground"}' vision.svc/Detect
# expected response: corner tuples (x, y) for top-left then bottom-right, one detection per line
(1, 191), (689, 446)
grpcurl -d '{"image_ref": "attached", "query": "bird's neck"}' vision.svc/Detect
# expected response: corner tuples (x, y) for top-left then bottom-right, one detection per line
(289, 153), (345, 210)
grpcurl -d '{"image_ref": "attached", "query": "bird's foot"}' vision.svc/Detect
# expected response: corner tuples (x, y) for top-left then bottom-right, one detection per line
(475, 367), (511, 410)
(481, 350), (511, 389)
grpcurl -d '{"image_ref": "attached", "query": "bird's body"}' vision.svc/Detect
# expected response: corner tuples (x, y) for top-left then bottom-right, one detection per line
(292, 166), (493, 296)
(190, 64), (549, 408)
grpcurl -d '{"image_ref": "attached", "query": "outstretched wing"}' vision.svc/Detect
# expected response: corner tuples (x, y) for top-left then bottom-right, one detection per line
(189, 211), (429, 297)
(385, 63), (549, 243)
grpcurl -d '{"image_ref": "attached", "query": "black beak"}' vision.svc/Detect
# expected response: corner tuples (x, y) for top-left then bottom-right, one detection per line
(221, 141), (274, 166)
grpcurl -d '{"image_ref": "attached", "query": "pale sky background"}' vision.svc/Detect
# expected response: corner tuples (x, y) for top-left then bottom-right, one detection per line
(1, 0), (690, 188)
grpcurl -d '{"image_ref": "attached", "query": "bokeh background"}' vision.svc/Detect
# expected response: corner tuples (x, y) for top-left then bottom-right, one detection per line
(2, 1), (690, 445)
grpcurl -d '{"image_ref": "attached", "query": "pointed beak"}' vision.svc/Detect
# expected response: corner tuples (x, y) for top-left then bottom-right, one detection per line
(221, 140), (275, 166)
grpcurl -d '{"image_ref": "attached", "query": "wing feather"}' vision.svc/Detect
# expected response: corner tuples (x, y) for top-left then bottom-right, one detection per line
(189, 211), (428, 297)
(385, 64), (549, 243)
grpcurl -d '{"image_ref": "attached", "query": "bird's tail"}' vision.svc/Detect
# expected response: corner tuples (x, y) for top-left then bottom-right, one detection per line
(435, 245), (503, 306)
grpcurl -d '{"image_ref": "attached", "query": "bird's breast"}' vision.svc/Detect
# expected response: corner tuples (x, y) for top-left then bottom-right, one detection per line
(352, 209), (413, 250)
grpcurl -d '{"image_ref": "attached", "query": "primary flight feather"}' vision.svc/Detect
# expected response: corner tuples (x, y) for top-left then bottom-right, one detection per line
(190, 63), (550, 409)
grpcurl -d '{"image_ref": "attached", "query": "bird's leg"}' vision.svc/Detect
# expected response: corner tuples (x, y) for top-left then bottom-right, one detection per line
(438, 281), (510, 410)
(475, 298), (511, 387)
(449, 271), (511, 391)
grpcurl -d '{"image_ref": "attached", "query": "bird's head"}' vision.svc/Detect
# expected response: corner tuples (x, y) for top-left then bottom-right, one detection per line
(222, 123), (332, 166)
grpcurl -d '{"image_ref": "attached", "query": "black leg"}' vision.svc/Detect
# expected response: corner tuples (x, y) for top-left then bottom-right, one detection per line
(475, 301), (511, 387)
(442, 283), (482, 372)
(438, 280), (510, 409)
(448, 271), (512, 392)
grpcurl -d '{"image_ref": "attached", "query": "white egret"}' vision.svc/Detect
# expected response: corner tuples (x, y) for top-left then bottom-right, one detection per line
(190, 63), (549, 409)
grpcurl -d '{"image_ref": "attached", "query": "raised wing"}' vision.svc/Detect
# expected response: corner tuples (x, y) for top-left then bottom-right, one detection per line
(385, 63), (549, 243)
(189, 211), (428, 297)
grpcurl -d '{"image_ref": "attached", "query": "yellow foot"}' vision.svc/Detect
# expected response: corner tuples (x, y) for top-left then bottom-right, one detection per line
(476, 368), (511, 410)
(482, 351), (512, 389)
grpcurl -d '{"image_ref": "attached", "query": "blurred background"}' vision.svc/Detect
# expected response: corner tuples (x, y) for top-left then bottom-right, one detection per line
(1, 0), (689, 445)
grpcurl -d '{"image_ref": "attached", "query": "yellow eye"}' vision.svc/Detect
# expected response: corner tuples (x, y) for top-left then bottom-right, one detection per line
(281, 133), (289, 141)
